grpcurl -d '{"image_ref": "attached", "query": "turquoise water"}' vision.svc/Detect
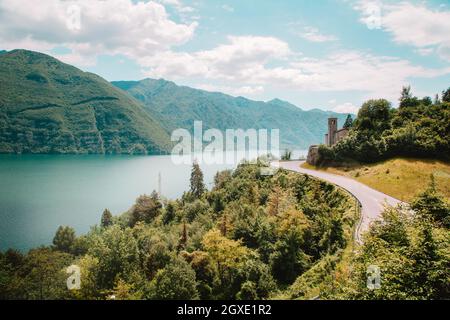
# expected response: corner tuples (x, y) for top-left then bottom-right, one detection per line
(0, 150), (308, 251)
(0, 155), (238, 251)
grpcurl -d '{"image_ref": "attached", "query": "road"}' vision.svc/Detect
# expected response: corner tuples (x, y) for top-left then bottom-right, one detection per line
(276, 161), (403, 243)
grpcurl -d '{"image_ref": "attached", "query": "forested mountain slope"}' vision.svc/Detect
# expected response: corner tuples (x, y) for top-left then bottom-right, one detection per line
(0, 50), (171, 154)
(113, 79), (349, 149)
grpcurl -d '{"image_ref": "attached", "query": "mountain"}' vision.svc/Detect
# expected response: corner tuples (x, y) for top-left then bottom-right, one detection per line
(0, 50), (171, 154)
(113, 79), (350, 149)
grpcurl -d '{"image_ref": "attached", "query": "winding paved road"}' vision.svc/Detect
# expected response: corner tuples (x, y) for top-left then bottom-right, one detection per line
(276, 161), (403, 243)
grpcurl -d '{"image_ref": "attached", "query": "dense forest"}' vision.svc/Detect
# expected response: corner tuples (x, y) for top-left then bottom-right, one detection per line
(312, 176), (450, 299)
(0, 50), (171, 155)
(1, 160), (448, 300)
(0, 160), (357, 299)
(318, 87), (450, 164)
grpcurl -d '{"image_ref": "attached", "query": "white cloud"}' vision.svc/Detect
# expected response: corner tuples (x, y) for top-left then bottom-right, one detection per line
(142, 37), (450, 101)
(0, 0), (197, 66)
(437, 43), (450, 62)
(288, 51), (450, 100)
(1, 0), (448, 104)
(331, 102), (360, 114)
(157, 0), (195, 13)
(415, 47), (434, 56)
(354, 1), (450, 61)
(296, 26), (338, 43)
(140, 35), (291, 80)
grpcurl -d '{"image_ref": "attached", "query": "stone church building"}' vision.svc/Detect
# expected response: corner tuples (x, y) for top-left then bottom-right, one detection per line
(324, 118), (349, 147)
(307, 117), (349, 165)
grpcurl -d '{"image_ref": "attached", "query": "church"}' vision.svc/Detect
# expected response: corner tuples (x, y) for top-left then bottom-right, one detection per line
(324, 118), (349, 147)
(307, 117), (349, 165)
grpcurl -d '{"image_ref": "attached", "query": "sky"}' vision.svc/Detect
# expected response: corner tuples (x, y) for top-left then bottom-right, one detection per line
(0, 0), (449, 113)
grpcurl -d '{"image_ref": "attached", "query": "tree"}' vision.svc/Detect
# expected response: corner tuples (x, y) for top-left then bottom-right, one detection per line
(343, 114), (353, 129)
(347, 203), (449, 300)
(442, 87), (450, 103)
(370, 207), (410, 246)
(355, 99), (392, 133)
(269, 209), (311, 285)
(101, 209), (113, 228)
(266, 186), (296, 217)
(202, 229), (252, 280)
(177, 222), (188, 251)
(150, 257), (199, 300)
(112, 278), (142, 300)
(182, 251), (215, 299)
(23, 248), (73, 300)
(190, 161), (205, 198)
(72, 254), (100, 300)
(422, 96), (432, 106)
(53, 226), (76, 253)
(236, 281), (257, 300)
(162, 202), (176, 225)
(399, 86), (421, 109)
(235, 259), (276, 300)
(129, 192), (162, 226)
(411, 177), (450, 227)
(87, 225), (140, 289)
(400, 85), (412, 101)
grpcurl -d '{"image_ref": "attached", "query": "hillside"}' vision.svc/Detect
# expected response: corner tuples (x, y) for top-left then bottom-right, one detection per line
(303, 158), (450, 202)
(113, 79), (350, 149)
(0, 50), (171, 154)
(318, 89), (450, 164)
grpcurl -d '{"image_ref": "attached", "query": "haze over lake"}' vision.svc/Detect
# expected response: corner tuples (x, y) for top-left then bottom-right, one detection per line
(0, 152), (307, 251)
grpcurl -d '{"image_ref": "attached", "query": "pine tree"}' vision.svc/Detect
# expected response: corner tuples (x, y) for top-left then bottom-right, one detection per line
(101, 209), (113, 228)
(190, 161), (205, 198)
(411, 176), (450, 227)
(53, 226), (76, 253)
(400, 85), (412, 101)
(220, 213), (228, 236)
(177, 222), (188, 251)
(343, 114), (353, 129)
(162, 202), (176, 225)
(442, 87), (450, 103)
(399, 86), (418, 108)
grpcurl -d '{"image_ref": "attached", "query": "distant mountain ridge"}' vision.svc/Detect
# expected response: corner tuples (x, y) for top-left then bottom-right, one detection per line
(0, 50), (171, 154)
(113, 79), (350, 149)
(0, 49), (351, 155)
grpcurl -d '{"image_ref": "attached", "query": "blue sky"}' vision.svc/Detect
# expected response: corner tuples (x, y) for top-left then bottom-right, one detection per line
(1, 0), (449, 112)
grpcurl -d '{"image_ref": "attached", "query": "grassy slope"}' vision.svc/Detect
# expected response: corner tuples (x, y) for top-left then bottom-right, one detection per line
(303, 158), (450, 202)
(0, 50), (171, 154)
(113, 79), (351, 150)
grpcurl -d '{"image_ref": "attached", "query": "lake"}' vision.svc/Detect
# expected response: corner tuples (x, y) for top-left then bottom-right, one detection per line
(0, 151), (307, 251)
